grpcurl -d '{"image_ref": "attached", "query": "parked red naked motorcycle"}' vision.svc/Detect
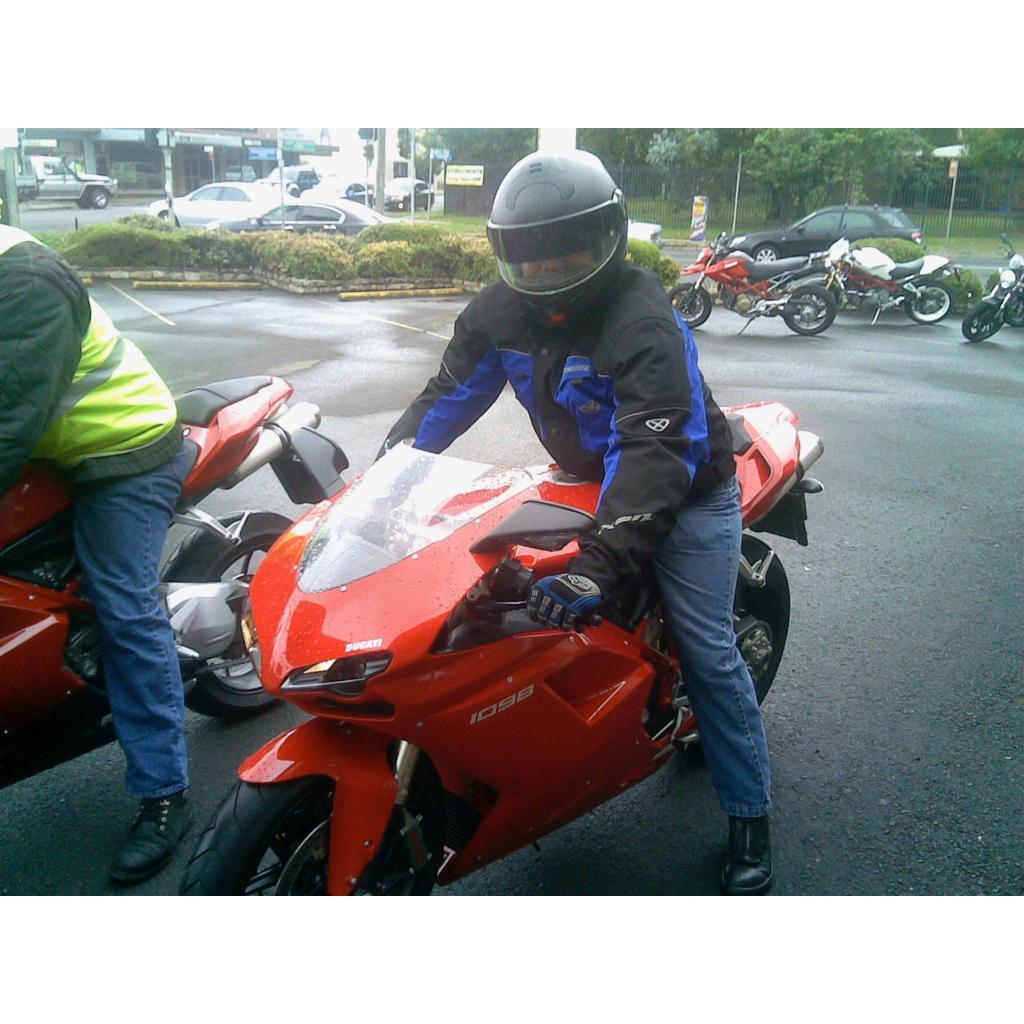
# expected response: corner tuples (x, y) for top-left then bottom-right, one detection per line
(180, 400), (824, 895)
(670, 232), (836, 336)
(0, 375), (348, 790)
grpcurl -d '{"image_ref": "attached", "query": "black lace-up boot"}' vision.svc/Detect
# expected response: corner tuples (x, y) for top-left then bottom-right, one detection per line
(110, 790), (193, 885)
(721, 815), (773, 895)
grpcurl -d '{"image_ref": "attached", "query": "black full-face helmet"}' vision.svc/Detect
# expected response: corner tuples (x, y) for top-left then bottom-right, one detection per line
(486, 150), (628, 324)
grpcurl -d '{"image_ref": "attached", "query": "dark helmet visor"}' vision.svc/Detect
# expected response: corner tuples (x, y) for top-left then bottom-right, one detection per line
(488, 201), (625, 295)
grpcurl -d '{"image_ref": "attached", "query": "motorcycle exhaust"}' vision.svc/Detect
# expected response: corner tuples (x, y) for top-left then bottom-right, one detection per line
(222, 401), (322, 489)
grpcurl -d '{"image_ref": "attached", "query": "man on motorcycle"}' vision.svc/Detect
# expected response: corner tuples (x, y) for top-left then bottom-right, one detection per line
(0, 225), (193, 884)
(381, 151), (774, 895)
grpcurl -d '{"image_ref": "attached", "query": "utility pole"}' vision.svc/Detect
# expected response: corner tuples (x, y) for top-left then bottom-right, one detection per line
(732, 151), (743, 236)
(160, 129), (175, 225)
(375, 128), (386, 215)
(1, 147), (21, 226)
(409, 127), (416, 224)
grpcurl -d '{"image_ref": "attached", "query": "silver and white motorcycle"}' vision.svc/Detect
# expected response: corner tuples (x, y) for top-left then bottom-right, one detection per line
(818, 238), (958, 325)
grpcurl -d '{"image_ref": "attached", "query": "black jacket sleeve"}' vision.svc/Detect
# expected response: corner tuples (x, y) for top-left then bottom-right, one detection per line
(569, 314), (713, 593)
(0, 251), (89, 494)
(380, 294), (507, 457)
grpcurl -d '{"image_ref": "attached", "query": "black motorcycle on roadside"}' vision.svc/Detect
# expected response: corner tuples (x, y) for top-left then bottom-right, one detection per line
(961, 234), (1024, 342)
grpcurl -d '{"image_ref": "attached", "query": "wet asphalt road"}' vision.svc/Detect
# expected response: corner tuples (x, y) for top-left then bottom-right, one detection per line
(1, 284), (1021, 896)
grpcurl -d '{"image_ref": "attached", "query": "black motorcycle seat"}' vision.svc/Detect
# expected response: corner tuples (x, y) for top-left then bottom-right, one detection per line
(176, 376), (274, 426)
(743, 256), (809, 280)
(888, 258), (926, 279)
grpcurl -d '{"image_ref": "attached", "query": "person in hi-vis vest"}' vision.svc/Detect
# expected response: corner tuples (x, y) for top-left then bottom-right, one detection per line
(0, 225), (193, 885)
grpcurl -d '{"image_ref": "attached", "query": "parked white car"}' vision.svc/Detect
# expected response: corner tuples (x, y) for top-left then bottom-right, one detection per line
(627, 219), (664, 248)
(147, 182), (281, 227)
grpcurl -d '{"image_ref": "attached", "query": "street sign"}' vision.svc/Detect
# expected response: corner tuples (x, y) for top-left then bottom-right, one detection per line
(431, 148), (452, 162)
(446, 165), (484, 187)
(248, 147), (277, 161)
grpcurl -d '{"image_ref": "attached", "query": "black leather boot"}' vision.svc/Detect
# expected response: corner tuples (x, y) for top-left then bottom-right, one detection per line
(110, 790), (193, 885)
(721, 815), (773, 895)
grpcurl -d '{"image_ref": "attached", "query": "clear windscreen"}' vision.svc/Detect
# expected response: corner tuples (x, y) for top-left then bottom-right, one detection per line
(298, 444), (533, 593)
(488, 202), (623, 295)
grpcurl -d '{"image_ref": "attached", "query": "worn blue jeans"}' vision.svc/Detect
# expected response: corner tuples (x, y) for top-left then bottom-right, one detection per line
(72, 445), (192, 799)
(652, 476), (772, 818)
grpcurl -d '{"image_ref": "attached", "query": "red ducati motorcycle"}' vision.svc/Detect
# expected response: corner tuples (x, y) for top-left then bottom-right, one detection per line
(670, 232), (836, 336)
(0, 375), (347, 790)
(180, 401), (824, 895)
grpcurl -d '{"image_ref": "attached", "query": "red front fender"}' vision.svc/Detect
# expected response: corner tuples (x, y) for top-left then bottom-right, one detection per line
(239, 719), (397, 895)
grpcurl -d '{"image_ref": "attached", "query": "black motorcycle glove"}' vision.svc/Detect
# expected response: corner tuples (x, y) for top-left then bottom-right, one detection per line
(527, 573), (603, 631)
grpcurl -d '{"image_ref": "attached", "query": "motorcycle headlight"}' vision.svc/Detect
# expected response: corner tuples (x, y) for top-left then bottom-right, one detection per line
(282, 652), (392, 696)
(999, 269), (1016, 288)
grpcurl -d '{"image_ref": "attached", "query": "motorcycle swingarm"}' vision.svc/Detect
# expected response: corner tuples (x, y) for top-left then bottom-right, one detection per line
(239, 719), (398, 895)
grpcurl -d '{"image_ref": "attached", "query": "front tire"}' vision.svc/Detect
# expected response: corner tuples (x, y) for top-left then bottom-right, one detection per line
(86, 187), (110, 209)
(668, 283), (713, 327)
(961, 302), (1003, 342)
(752, 244), (780, 263)
(180, 777), (334, 894)
(1003, 292), (1024, 328)
(163, 510), (290, 719)
(783, 284), (836, 336)
(181, 765), (444, 895)
(905, 280), (954, 324)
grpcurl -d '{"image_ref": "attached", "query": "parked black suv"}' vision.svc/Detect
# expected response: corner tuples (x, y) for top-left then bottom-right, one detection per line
(729, 205), (924, 262)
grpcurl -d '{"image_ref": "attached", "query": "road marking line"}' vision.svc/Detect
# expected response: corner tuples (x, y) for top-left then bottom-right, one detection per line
(106, 283), (176, 326)
(309, 298), (450, 340)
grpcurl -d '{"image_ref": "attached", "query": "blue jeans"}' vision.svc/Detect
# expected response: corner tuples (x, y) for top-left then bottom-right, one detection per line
(652, 477), (772, 817)
(72, 445), (192, 799)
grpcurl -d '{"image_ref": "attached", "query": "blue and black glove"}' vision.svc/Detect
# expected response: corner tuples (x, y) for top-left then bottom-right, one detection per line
(527, 573), (603, 631)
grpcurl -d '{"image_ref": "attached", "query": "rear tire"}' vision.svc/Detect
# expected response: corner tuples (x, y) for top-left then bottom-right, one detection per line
(783, 284), (836, 335)
(163, 510), (290, 719)
(668, 283), (713, 327)
(905, 280), (954, 324)
(961, 302), (1003, 342)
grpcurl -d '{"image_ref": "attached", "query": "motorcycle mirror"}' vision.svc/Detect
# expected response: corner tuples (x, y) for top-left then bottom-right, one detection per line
(469, 500), (597, 554)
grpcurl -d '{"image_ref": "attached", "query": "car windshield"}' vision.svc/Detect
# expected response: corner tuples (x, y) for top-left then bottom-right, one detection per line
(877, 209), (913, 228)
(298, 445), (534, 593)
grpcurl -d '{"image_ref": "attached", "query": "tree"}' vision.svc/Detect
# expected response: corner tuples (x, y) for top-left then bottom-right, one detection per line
(420, 129), (537, 166)
(962, 129), (1024, 172)
(577, 129), (659, 166)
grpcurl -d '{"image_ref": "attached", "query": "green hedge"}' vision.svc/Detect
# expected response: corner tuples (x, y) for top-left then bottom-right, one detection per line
(626, 239), (680, 288)
(41, 222), (680, 292)
(41, 221), (502, 285)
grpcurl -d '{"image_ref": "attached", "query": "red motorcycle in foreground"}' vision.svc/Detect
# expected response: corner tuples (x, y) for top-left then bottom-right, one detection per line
(670, 232), (837, 336)
(180, 400), (824, 895)
(0, 375), (347, 790)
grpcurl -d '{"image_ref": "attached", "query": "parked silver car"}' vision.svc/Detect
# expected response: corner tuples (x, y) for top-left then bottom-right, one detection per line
(206, 197), (389, 235)
(147, 182), (281, 227)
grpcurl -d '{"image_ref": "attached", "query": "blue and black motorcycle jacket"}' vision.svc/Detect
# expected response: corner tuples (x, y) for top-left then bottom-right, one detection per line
(382, 263), (737, 594)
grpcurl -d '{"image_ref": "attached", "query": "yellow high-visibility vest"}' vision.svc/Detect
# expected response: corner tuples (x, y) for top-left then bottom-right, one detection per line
(0, 225), (177, 470)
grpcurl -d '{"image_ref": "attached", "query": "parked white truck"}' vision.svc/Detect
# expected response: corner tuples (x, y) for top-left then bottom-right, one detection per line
(16, 155), (118, 208)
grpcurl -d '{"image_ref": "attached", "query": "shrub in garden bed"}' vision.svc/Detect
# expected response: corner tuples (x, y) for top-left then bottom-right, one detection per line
(627, 239), (680, 288)
(43, 221), (505, 287)
(248, 233), (355, 282)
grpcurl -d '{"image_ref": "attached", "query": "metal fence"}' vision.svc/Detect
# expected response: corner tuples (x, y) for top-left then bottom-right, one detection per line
(441, 160), (1023, 243)
(605, 162), (1024, 242)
